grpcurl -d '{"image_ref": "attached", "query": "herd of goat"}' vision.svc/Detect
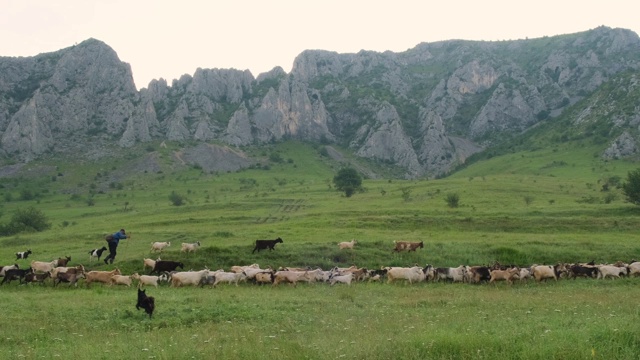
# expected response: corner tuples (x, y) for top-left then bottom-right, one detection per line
(2, 239), (640, 317)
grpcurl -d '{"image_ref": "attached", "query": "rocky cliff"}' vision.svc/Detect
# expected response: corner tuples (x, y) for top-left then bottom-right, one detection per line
(1, 27), (639, 178)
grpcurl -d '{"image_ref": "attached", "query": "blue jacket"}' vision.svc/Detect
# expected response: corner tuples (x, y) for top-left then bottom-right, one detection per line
(110, 231), (127, 245)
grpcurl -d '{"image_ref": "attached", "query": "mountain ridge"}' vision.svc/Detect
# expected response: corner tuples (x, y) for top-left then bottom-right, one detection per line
(1, 26), (639, 178)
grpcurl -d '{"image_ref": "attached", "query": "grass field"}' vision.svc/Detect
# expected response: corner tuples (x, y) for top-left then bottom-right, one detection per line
(1, 141), (640, 359)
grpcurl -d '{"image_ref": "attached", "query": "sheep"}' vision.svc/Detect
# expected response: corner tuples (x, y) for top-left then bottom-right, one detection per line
(143, 258), (161, 272)
(338, 239), (357, 250)
(150, 241), (171, 253)
(136, 288), (155, 318)
(181, 241), (201, 253)
(15, 250), (32, 260)
(85, 268), (122, 287)
(110, 274), (136, 287)
(88, 247), (108, 262)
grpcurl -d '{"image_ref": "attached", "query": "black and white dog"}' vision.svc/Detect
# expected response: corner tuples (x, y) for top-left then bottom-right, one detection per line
(15, 250), (32, 260)
(88, 246), (108, 262)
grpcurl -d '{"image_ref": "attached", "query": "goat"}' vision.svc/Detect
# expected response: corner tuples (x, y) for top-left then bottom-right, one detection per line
(392, 241), (424, 252)
(24, 271), (52, 285)
(85, 268), (122, 287)
(55, 267), (85, 287)
(143, 258), (161, 272)
(171, 269), (210, 287)
(136, 289), (155, 318)
(181, 241), (201, 253)
(150, 241), (171, 253)
(110, 274), (136, 287)
(252, 238), (283, 253)
(56, 256), (72, 267)
(30, 260), (58, 273)
(151, 261), (184, 274)
(1, 268), (33, 285)
(131, 273), (161, 288)
(338, 239), (357, 250)
(0, 264), (19, 277)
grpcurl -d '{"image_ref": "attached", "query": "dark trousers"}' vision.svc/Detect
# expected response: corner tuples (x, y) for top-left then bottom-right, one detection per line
(104, 241), (118, 263)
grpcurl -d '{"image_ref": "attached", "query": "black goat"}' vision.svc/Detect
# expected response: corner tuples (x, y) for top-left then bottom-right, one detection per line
(1, 268), (33, 285)
(252, 238), (283, 253)
(151, 261), (184, 274)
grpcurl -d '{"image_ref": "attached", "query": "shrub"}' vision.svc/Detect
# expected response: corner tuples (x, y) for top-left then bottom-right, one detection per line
(169, 191), (185, 206)
(445, 193), (460, 208)
(0, 206), (51, 235)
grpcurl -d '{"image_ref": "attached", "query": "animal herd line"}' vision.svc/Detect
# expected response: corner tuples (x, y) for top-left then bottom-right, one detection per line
(3, 239), (640, 291)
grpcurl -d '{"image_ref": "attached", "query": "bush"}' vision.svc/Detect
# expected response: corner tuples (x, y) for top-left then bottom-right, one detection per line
(169, 191), (186, 206)
(445, 193), (460, 208)
(0, 206), (51, 235)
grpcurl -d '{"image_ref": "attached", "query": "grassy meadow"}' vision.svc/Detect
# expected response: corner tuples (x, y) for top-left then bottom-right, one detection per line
(1, 141), (640, 359)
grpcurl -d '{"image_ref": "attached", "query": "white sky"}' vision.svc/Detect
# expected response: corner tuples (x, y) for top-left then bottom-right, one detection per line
(1, 0), (638, 90)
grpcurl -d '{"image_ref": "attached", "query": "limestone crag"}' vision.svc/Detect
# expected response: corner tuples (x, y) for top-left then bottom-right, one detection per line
(1, 27), (640, 177)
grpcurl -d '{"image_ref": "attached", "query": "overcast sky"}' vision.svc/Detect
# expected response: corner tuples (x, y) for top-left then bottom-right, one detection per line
(1, 0), (638, 90)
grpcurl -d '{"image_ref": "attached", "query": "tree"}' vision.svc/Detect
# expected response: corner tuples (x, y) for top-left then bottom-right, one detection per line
(622, 169), (640, 205)
(332, 167), (363, 197)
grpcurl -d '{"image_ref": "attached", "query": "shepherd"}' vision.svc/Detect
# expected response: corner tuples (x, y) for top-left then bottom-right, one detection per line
(104, 228), (128, 264)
